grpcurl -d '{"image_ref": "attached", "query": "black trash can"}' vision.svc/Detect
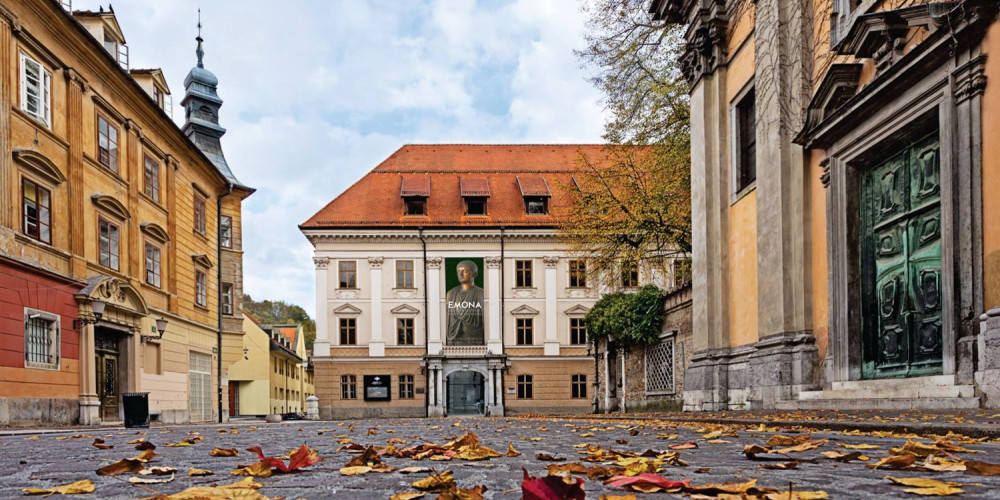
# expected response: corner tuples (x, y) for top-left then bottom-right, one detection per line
(122, 392), (150, 428)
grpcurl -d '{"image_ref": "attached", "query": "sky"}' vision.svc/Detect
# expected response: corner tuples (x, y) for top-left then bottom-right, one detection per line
(78, 0), (608, 316)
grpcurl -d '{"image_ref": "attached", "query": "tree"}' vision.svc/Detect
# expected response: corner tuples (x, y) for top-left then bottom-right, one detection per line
(242, 294), (316, 350)
(585, 285), (665, 346)
(567, 0), (691, 281)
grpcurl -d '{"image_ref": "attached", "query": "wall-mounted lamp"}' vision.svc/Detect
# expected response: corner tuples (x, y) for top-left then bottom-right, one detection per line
(142, 317), (169, 342)
(73, 299), (106, 329)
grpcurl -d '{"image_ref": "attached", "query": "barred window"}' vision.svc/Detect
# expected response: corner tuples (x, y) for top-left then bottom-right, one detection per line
(645, 337), (676, 394)
(515, 260), (532, 287)
(569, 318), (587, 345)
(24, 309), (58, 369)
(396, 260), (414, 288)
(517, 374), (533, 399)
(341, 375), (357, 399)
(339, 318), (357, 345)
(516, 318), (533, 345)
(397, 317), (414, 345)
(338, 261), (357, 288)
(571, 374), (587, 399)
(399, 374), (414, 399)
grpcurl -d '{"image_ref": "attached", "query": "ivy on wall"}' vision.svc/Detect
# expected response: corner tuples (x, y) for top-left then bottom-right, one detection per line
(584, 284), (664, 346)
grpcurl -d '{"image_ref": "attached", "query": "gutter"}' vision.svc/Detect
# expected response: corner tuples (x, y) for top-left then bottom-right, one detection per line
(217, 182), (232, 423)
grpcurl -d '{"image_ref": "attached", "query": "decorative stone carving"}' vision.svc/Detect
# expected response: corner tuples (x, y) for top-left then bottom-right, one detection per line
(426, 257), (443, 269)
(953, 55), (988, 104)
(368, 256), (384, 269)
(819, 157), (831, 188)
(542, 256), (559, 268)
(95, 279), (128, 305)
(63, 68), (88, 92)
(313, 257), (329, 269)
(485, 256), (502, 269)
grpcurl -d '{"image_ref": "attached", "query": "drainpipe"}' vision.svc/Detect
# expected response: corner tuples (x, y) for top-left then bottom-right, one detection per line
(592, 339), (599, 414)
(419, 227), (429, 417)
(217, 182), (232, 423)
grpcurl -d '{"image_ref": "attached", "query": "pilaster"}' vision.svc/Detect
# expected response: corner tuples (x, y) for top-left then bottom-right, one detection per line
(543, 256), (559, 356)
(485, 256), (502, 353)
(313, 257), (330, 356)
(125, 120), (142, 278)
(368, 257), (385, 357)
(426, 257), (443, 355)
(64, 68), (88, 278)
(165, 155), (178, 313)
(77, 323), (99, 425)
(0, 15), (13, 230)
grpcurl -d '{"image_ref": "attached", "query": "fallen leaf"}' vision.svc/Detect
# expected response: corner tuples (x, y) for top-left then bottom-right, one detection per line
(548, 462), (623, 480)
(506, 442), (521, 457)
(210, 448), (239, 457)
(599, 495), (637, 500)
(687, 479), (758, 495)
(436, 485), (487, 500)
(339, 465), (372, 475)
(775, 439), (829, 454)
(766, 435), (810, 447)
(965, 460), (1000, 476)
(96, 458), (144, 476)
(901, 485), (964, 496)
(604, 473), (689, 493)
(412, 470), (455, 492)
(820, 450), (869, 462)
(135, 441), (156, 451)
(139, 467), (177, 476)
(187, 467), (214, 476)
(22, 479), (95, 496)
(868, 454), (918, 470)
(535, 453), (566, 462)
(763, 492), (829, 500)
(523, 469), (586, 500)
(128, 473), (175, 484)
(246, 444), (321, 473)
(136, 477), (271, 500)
(762, 461), (801, 470)
(389, 493), (425, 500)
(840, 443), (880, 450)
(231, 461), (273, 477)
(667, 442), (698, 450)
(885, 477), (962, 488)
(398, 466), (433, 474)
(92, 438), (113, 450)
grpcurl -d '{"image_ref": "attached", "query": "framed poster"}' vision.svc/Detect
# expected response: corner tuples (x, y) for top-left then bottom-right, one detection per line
(444, 257), (485, 346)
(363, 375), (391, 401)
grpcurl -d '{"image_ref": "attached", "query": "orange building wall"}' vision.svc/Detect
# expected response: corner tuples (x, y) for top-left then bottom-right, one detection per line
(808, 153), (830, 359)
(728, 192), (760, 347)
(982, 21), (1000, 310)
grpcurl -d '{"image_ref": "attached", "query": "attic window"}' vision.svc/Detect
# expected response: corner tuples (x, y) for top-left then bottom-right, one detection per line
(517, 175), (550, 216)
(465, 197), (487, 216)
(524, 197), (548, 215)
(401, 177), (430, 216)
(405, 198), (426, 216)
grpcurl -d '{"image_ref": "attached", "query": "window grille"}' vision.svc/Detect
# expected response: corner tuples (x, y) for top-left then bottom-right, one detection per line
(645, 337), (675, 394)
(25, 313), (58, 368)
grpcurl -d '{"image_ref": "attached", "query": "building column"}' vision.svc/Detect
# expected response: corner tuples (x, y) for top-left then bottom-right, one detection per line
(369, 257), (385, 357)
(427, 258), (443, 355)
(313, 258), (330, 356)
(485, 257), (503, 353)
(78, 322), (99, 425)
(543, 256), (560, 356)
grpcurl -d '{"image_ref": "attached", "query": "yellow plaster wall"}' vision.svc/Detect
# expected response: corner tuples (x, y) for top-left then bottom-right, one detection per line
(808, 153), (830, 359)
(983, 22), (1000, 310)
(728, 192), (760, 347)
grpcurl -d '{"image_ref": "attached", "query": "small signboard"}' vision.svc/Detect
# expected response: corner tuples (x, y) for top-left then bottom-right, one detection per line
(364, 375), (391, 401)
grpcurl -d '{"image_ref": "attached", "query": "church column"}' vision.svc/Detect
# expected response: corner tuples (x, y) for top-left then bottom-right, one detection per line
(426, 258), (443, 355)
(313, 258), (330, 357)
(543, 256), (560, 356)
(485, 257), (502, 353)
(369, 257), (385, 357)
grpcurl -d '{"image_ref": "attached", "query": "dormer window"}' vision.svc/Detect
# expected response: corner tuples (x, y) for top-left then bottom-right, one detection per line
(460, 177), (490, 216)
(103, 32), (117, 58)
(103, 31), (128, 70)
(400, 176), (430, 217)
(517, 175), (551, 216)
(465, 198), (487, 216)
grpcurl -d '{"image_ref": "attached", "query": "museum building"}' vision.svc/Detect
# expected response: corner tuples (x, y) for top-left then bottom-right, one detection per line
(301, 145), (637, 418)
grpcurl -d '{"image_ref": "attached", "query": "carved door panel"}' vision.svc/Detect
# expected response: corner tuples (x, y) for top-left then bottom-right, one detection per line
(95, 331), (121, 420)
(861, 134), (943, 379)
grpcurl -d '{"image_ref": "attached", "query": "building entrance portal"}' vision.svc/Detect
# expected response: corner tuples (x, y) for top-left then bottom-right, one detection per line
(94, 328), (122, 421)
(447, 371), (485, 416)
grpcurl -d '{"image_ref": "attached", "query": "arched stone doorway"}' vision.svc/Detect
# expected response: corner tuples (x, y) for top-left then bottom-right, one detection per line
(446, 371), (485, 416)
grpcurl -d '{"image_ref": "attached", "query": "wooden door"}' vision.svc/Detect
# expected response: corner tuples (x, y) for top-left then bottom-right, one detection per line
(94, 331), (120, 420)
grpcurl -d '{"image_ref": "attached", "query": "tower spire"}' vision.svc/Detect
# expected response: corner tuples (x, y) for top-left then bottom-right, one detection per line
(195, 8), (204, 68)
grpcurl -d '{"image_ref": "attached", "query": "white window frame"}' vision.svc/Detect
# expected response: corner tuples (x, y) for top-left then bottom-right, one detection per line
(24, 308), (60, 370)
(20, 53), (52, 127)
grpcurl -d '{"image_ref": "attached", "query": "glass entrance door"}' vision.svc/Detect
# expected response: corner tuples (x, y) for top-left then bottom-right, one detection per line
(860, 133), (943, 379)
(446, 371), (484, 416)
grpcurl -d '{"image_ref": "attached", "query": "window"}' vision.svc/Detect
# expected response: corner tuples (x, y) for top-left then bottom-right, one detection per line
(399, 374), (414, 399)
(145, 243), (161, 288)
(220, 216), (232, 249)
(515, 260), (533, 288)
(103, 32), (117, 58)
(734, 87), (756, 193)
(465, 197), (487, 216)
(194, 194), (206, 235)
(404, 198), (426, 216)
(222, 283), (233, 315)
(339, 318), (357, 345)
(621, 261), (639, 288)
(517, 374), (533, 399)
(516, 318), (533, 345)
(99, 217), (120, 270)
(143, 155), (160, 202)
(570, 318), (587, 345)
(338, 261), (357, 288)
(97, 116), (119, 173)
(397, 318), (414, 345)
(524, 196), (547, 215)
(20, 53), (51, 126)
(568, 260), (587, 288)
(645, 337), (676, 394)
(673, 258), (692, 287)
(24, 309), (58, 369)
(195, 270), (207, 307)
(571, 374), (587, 399)
(396, 260), (414, 288)
(341, 375), (357, 399)
(22, 179), (51, 244)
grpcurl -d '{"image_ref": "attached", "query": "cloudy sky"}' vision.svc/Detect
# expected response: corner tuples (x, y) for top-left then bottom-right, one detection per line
(80, 0), (608, 316)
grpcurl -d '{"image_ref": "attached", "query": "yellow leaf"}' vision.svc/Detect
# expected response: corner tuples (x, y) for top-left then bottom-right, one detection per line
(210, 448), (239, 457)
(390, 493), (426, 500)
(763, 492), (829, 500)
(901, 486), (964, 496)
(868, 454), (918, 470)
(412, 470), (455, 492)
(231, 461), (272, 477)
(139, 467), (177, 476)
(22, 479), (95, 496)
(339, 466), (372, 475)
(885, 477), (961, 488)
(136, 477), (270, 500)
(766, 435), (810, 447)
(599, 495), (637, 500)
(128, 473), (175, 484)
(840, 443), (880, 450)
(187, 468), (214, 476)
(775, 439), (829, 454)
(506, 442), (521, 457)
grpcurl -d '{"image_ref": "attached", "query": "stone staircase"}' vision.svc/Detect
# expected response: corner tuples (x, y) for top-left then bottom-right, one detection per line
(776, 375), (980, 410)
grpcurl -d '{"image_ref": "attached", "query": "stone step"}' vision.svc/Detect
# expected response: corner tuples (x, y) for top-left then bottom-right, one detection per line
(798, 384), (975, 401)
(776, 397), (981, 411)
(831, 374), (956, 391)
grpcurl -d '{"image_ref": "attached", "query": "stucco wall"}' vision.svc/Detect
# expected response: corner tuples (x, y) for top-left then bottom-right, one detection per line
(982, 21), (1000, 310)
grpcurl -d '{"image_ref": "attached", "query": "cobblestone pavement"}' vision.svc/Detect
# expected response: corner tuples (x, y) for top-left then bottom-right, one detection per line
(2, 417), (1000, 499)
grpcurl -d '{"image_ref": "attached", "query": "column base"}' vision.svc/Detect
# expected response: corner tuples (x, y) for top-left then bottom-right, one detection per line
(487, 404), (504, 416)
(544, 342), (560, 356)
(369, 342), (385, 357)
(79, 397), (100, 426)
(428, 405), (446, 417)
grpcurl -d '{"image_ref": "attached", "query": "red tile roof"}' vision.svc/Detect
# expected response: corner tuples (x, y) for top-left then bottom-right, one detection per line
(301, 144), (613, 229)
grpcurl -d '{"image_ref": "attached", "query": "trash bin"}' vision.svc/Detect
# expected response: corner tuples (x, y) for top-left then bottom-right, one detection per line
(122, 392), (150, 428)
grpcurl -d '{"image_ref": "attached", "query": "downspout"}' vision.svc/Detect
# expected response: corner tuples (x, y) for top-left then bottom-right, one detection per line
(217, 182), (232, 423)
(419, 227), (429, 417)
(592, 338), (600, 414)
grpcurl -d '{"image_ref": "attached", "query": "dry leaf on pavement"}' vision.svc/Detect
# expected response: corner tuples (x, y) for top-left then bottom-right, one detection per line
(398, 466), (433, 474)
(246, 444), (321, 473)
(128, 473), (175, 484)
(389, 493), (425, 500)
(231, 461), (273, 477)
(339, 466), (372, 475)
(137, 477), (271, 500)
(505, 442), (521, 457)
(436, 485), (487, 500)
(867, 454), (918, 470)
(210, 448), (239, 457)
(96, 458), (144, 476)
(188, 467), (214, 476)
(535, 453), (565, 462)
(523, 469), (586, 500)
(603, 473), (689, 493)
(139, 467), (177, 476)
(92, 438), (113, 450)
(412, 470), (456, 492)
(22, 479), (95, 496)
(965, 460), (1000, 476)
(599, 495), (637, 500)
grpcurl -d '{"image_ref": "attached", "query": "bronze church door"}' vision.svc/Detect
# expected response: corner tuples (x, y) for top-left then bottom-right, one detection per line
(860, 134), (943, 379)
(95, 330), (121, 420)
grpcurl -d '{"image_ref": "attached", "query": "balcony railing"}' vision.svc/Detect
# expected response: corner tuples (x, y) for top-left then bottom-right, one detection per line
(441, 345), (488, 357)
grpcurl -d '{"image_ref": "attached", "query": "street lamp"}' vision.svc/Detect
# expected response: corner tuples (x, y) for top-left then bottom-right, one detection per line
(142, 317), (169, 342)
(73, 299), (105, 329)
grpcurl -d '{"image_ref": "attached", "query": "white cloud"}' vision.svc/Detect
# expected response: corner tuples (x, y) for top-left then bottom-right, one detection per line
(77, 0), (608, 316)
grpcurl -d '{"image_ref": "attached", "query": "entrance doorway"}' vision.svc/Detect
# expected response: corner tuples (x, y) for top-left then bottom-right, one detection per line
(447, 371), (485, 416)
(229, 382), (239, 417)
(189, 352), (213, 422)
(860, 133), (943, 379)
(94, 329), (121, 421)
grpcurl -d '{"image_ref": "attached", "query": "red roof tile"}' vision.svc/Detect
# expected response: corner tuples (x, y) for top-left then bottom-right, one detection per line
(460, 176), (490, 197)
(300, 144), (614, 229)
(516, 175), (551, 196)
(400, 176), (430, 197)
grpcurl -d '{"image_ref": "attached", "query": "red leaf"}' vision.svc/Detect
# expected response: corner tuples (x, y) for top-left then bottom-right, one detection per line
(604, 473), (690, 492)
(521, 469), (585, 500)
(245, 444), (321, 473)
